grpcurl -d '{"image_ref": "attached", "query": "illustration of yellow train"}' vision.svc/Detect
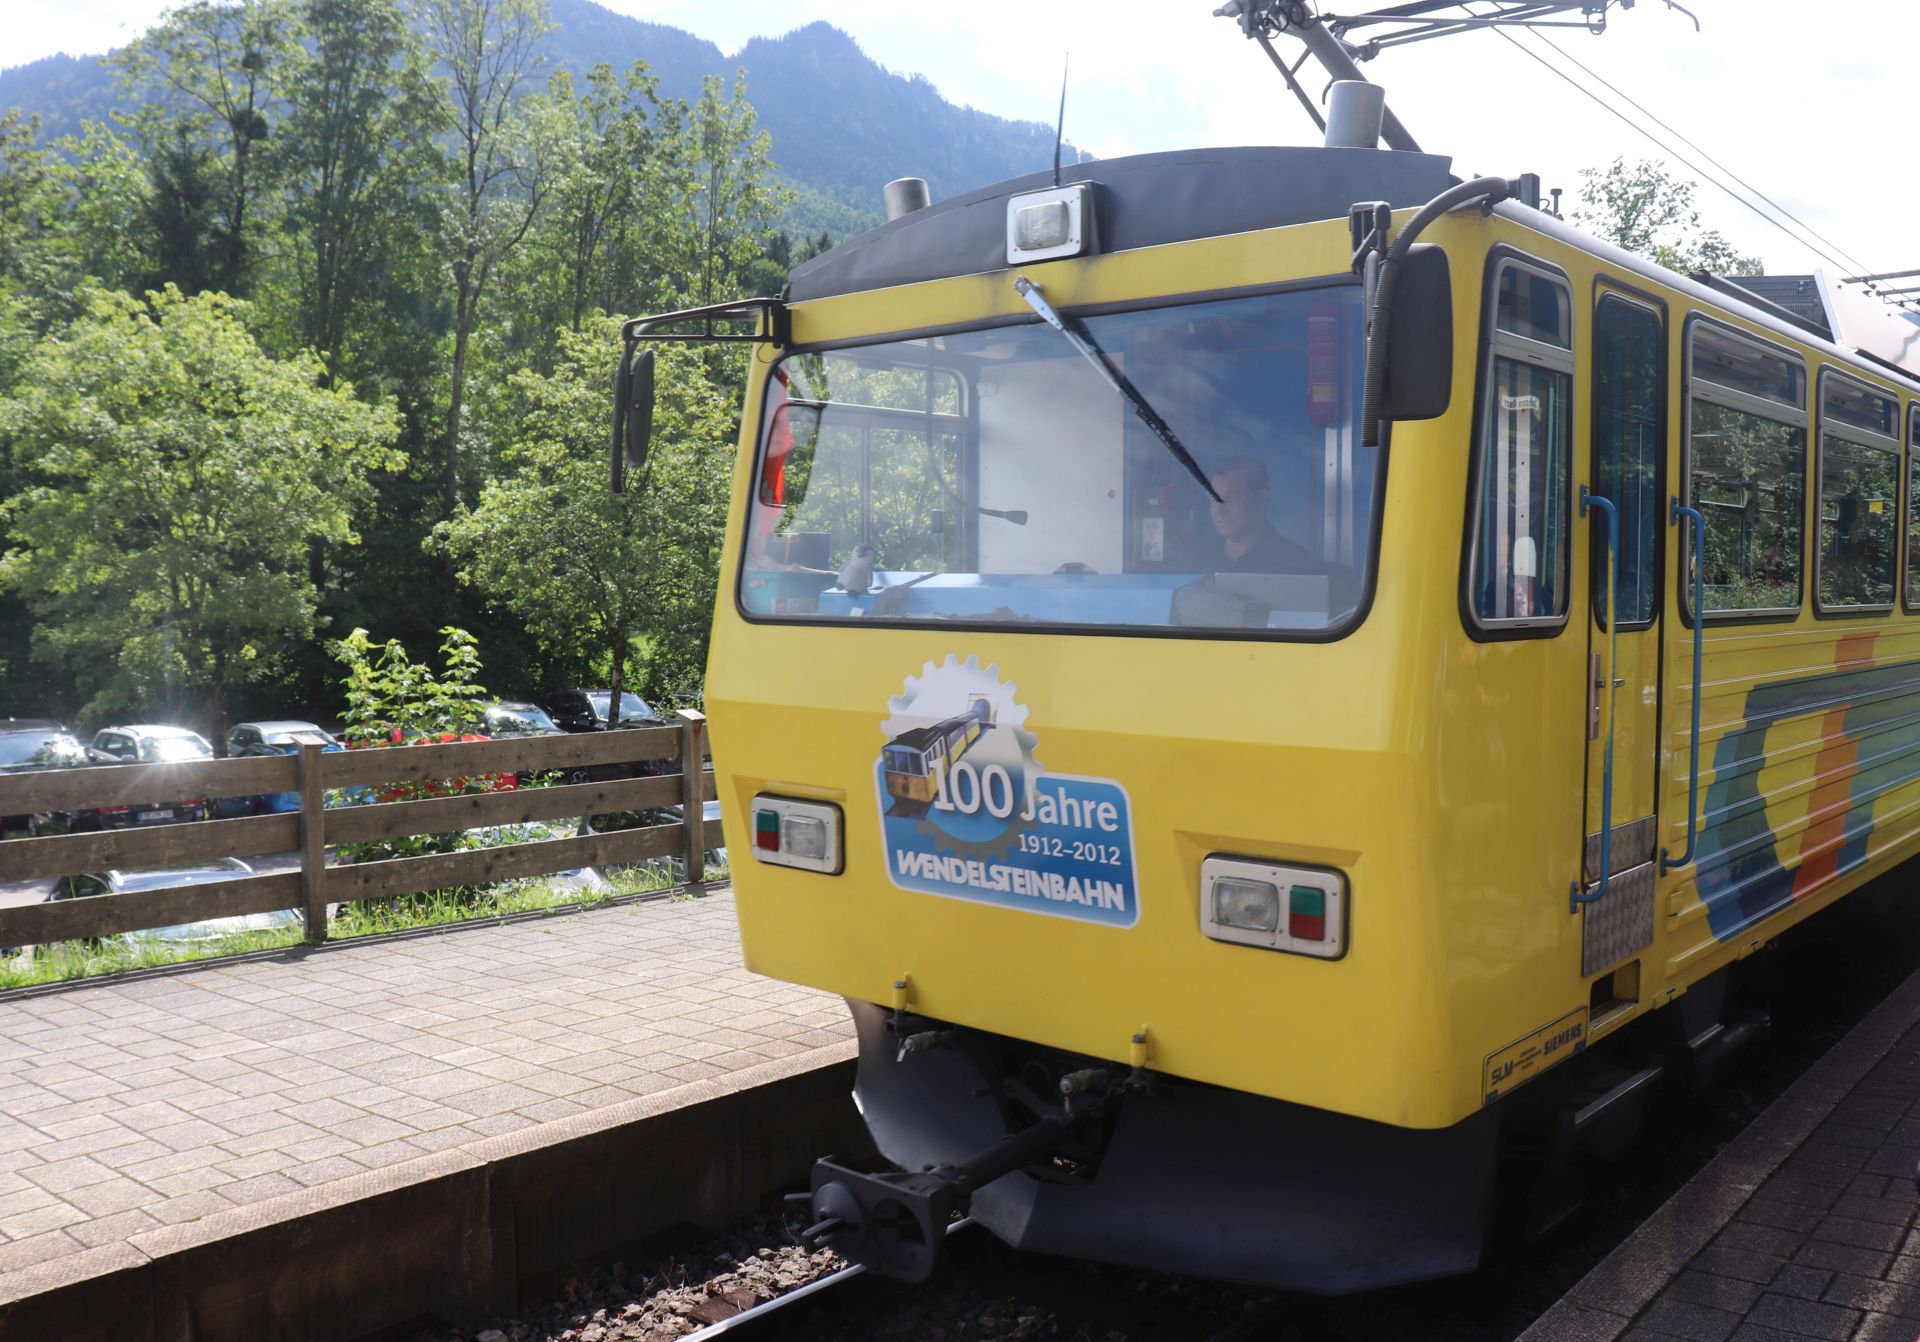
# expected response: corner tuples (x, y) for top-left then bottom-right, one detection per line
(882, 696), (995, 805)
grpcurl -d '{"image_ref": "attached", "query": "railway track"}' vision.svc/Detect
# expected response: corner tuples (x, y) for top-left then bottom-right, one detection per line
(678, 1219), (978, 1341)
(674, 1242), (1280, 1342)
(430, 886), (1920, 1342)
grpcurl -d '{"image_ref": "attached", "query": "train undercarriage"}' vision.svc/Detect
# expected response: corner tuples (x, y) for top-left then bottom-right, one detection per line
(801, 960), (1777, 1293)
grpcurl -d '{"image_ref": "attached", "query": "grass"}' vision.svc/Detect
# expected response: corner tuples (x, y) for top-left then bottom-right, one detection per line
(0, 924), (307, 989)
(328, 857), (732, 939)
(0, 857), (733, 992)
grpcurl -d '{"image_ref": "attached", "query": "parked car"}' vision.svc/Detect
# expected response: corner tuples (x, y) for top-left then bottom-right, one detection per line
(81, 725), (214, 829)
(51, 858), (301, 946)
(541, 689), (664, 733)
(472, 701), (571, 786)
(542, 689), (676, 793)
(465, 820), (603, 894)
(214, 720), (343, 817)
(479, 701), (565, 740)
(0, 719), (89, 836)
(635, 800), (728, 880)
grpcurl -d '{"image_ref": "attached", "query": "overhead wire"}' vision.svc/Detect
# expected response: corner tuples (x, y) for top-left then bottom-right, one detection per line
(1525, 20), (1888, 286)
(1457, 6), (1918, 309)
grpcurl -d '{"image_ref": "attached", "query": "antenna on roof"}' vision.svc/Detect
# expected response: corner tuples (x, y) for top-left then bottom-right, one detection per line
(1052, 52), (1070, 187)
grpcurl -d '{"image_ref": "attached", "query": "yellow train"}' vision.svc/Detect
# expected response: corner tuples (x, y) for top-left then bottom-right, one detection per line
(614, 92), (1920, 1294)
(881, 696), (995, 807)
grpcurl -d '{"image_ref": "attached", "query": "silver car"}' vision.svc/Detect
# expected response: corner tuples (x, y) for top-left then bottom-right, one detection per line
(52, 858), (302, 945)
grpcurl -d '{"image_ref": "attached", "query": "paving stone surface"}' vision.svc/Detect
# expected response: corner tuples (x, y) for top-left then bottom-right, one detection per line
(1524, 970), (1920, 1342)
(0, 892), (846, 1279)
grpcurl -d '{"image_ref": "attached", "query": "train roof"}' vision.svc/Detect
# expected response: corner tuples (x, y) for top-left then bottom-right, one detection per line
(787, 145), (1457, 303)
(786, 139), (1920, 391)
(888, 722), (946, 751)
(1490, 200), (1920, 392)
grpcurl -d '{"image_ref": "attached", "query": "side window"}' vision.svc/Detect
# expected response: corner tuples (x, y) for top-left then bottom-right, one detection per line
(97, 734), (130, 760)
(1687, 324), (1807, 617)
(1909, 405), (1920, 609)
(1592, 296), (1664, 626)
(1469, 258), (1575, 630)
(1817, 373), (1898, 611)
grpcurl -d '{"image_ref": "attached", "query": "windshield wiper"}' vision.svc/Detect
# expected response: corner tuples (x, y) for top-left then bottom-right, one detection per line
(1014, 276), (1221, 503)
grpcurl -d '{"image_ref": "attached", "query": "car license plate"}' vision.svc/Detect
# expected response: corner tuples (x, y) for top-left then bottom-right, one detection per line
(141, 809), (175, 822)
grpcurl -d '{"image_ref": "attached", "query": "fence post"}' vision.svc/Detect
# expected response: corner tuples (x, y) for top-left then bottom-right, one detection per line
(677, 709), (707, 891)
(298, 742), (328, 944)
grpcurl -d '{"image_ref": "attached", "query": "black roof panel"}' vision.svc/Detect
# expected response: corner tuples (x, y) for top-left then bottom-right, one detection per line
(788, 146), (1458, 302)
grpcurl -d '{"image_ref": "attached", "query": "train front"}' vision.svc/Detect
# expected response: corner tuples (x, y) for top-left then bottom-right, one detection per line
(703, 147), (1491, 1292)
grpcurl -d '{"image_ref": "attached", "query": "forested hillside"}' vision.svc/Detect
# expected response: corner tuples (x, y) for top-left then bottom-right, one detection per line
(0, 0), (1085, 237)
(0, 0), (1080, 734)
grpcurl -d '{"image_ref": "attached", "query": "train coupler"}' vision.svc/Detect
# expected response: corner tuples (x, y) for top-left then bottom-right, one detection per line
(790, 1159), (966, 1281)
(794, 1108), (1080, 1282)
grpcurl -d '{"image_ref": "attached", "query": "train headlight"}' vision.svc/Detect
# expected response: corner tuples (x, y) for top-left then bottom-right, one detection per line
(748, 795), (843, 875)
(1201, 856), (1346, 959)
(781, 814), (827, 860)
(1213, 878), (1280, 934)
(1006, 184), (1091, 263)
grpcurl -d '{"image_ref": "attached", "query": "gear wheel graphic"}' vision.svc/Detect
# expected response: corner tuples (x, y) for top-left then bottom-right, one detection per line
(878, 654), (1041, 864)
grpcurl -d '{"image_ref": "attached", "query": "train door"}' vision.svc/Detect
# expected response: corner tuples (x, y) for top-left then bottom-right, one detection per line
(1578, 292), (1667, 977)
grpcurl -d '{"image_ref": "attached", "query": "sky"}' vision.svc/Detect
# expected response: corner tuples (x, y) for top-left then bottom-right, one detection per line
(5, 0), (1913, 280)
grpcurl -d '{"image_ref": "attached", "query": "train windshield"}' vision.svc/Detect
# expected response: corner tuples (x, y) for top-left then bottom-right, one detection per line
(740, 284), (1378, 636)
(882, 745), (925, 776)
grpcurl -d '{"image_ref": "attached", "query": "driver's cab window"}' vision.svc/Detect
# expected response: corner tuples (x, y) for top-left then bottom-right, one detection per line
(1467, 256), (1575, 632)
(96, 734), (132, 760)
(745, 285), (1376, 636)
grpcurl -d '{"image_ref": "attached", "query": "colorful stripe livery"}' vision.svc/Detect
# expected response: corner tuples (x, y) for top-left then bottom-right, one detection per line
(1695, 632), (1920, 941)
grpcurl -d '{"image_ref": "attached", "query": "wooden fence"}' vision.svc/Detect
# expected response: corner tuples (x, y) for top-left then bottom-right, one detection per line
(0, 711), (714, 949)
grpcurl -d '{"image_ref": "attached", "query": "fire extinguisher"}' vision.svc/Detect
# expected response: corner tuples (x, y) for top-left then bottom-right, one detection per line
(1307, 295), (1338, 428)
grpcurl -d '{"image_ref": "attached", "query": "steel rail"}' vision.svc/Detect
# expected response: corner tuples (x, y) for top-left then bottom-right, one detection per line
(679, 1218), (975, 1341)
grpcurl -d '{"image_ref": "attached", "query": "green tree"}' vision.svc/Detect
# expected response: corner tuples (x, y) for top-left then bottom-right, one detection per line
(0, 112), (56, 293)
(676, 73), (791, 307)
(113, 0), (303, 297)
(1575, 158), (1763, 278)
(432, 322), (735, 714)
(0, 115), (154, 349)
(419, 0), (554, 512)
(0, 285), (404, 723)
(274, 0), (442, 381)
(530, 61), (672, 335)
(44, 123), (155, 302)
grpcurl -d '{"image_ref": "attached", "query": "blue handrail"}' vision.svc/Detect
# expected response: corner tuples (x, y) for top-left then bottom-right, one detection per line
(1573, 487), (1620, 912)
(1661, 499), (1707, 873)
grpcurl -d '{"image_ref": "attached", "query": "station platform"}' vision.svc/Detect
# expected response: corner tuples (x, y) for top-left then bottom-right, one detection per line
(1523, 969), (1920, 1342)
(0, 890), (860, 1342)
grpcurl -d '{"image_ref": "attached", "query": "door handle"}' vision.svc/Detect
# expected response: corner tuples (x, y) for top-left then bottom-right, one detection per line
(1661, 499), (1707, 874)
(1574, 486), (1620, 912)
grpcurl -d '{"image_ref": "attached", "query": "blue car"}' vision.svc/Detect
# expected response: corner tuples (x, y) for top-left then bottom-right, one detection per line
(214, 721), (343, 817)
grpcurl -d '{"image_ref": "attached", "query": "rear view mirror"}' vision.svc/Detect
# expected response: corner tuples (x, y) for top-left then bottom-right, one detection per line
(611, 346), (656, 493)
(1380, 245), (1452, 422)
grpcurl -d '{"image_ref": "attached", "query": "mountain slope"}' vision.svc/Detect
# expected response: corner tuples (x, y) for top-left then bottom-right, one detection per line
(0, 2), (1084, 229)
(0, 52), (114, 143)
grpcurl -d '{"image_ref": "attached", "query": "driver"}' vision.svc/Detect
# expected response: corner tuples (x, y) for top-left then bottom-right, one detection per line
(1206, 455), (1311, 573)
